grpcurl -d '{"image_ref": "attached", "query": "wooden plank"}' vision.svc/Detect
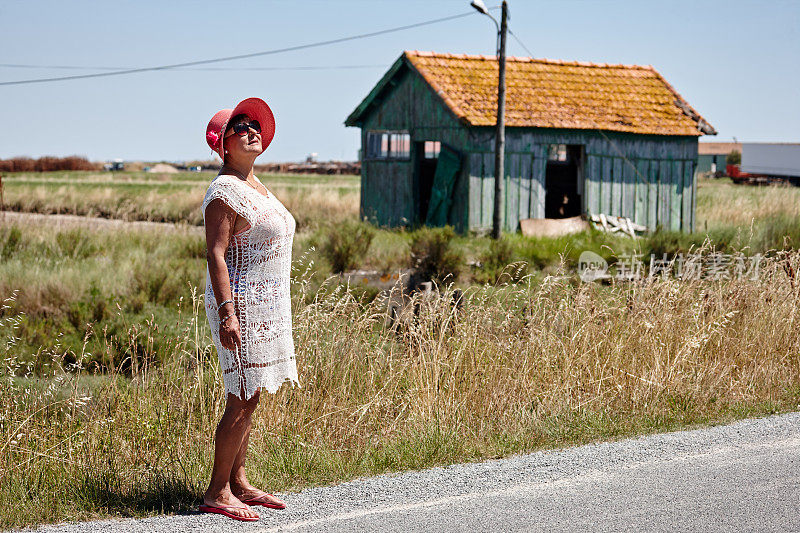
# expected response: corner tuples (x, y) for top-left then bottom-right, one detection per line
(540, 152), (548, 218)
(601, 156), (613, 215)
(634, 159), (649, 228)
(482, 152), (494, 229)
(520, 132), (534, 153)
(532, 148), (546, 218)
(648, 160), (659, 231)
(450, 164), (469, 232)
(659, 160), (672, 231)
(585, 155), (600, 216)
(671, 160), (683, 231)
(506, 154), (520, 231)
(621, 157), (635, 220)
(612, 157), (623, 216)
(469, 153), (483, 230)
(401, 162), (412, 226)
(390, 163), (400, 226)
(519, 153), (532, 221)
(682, 160), (694, 232)
(690, 155), (698, 233)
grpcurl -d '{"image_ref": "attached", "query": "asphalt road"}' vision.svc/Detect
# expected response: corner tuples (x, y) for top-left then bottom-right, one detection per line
(24, 412), (800, 532)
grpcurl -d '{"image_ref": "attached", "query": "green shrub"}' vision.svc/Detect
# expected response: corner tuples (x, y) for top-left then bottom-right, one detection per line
(177, 235), (207, 259)
(55, 229), (98, 259)
(409, 226), (463, 284)
(66, 287), (109, 331)
(475, 238), (528, 284)
(130, 259), (196, 306)
(1, 226), (22, 259)
(321, 221), (375, 273)
(484, 238), (514, 270)
(514, 229), (632, 271)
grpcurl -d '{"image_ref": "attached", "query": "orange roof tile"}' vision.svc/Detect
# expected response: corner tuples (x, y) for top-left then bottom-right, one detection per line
(404, 51), (714, 136)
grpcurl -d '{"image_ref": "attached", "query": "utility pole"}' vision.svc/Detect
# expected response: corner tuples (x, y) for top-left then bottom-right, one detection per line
(492, 1), (508, 239)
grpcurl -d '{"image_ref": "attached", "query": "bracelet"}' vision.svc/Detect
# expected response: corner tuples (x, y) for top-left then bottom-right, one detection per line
(220, 313), (235, 325)
(216, 299), (233, 312)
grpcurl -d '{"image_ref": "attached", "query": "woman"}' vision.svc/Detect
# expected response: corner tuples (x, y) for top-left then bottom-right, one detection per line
(199, 97), (299, 522)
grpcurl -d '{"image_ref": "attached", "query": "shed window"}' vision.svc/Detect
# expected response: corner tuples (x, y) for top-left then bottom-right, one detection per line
(366, 131), (410, 160)
(423, 141), (441, 159)
(548, 144), (568, 162)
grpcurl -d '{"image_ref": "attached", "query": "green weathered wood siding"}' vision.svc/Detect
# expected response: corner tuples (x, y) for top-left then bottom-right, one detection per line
(355, 63), (699, 234)
(359, 66), (471, 231)
(464, 128), (698, 232)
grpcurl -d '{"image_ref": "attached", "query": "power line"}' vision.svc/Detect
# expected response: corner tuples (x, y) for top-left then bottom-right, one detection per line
(508, 29), (534, 57)
(0, 63), (386, 72)
(0, 11), (475, 87)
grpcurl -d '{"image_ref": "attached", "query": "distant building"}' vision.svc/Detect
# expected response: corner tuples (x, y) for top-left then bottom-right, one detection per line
(345, 51), (716, 233)
(103, 159), (125, 171)
(698, 142), (740, 175)
(741, 143), (800, 179)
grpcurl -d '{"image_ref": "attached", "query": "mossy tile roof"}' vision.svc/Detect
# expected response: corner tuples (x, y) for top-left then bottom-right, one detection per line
(403, 51), (714, 136)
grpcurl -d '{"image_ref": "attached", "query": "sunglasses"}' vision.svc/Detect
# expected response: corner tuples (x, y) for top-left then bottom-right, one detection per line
(225, 120), (261, 137)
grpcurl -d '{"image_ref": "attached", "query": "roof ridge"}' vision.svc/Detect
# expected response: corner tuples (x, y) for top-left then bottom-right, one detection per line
(647, 67), (716, 135)
(348, 50), (715, 136)
(403, 50), (654, 70)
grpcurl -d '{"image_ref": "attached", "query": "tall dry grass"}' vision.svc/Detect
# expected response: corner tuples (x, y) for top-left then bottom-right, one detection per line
(697, 177), (800, 229)
(3, 172), (800, 527)
(2, 252), (800, 527)
(1, 173), (359, 230)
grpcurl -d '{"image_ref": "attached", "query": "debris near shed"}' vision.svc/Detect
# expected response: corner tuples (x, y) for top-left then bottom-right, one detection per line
(589, 214), (646, 238)
(519, 216), (590, 238)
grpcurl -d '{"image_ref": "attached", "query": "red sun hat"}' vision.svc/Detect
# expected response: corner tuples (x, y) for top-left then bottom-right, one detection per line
(205, 97), (276, 159)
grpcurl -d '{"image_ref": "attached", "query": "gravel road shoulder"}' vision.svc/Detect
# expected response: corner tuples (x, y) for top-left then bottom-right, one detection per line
(20, 411), (800, 532)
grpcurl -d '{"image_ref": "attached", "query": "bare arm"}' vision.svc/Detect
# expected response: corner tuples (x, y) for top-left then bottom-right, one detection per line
(205, 198), (241, 351)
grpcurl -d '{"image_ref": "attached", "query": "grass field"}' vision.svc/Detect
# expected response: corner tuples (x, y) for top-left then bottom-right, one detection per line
(2, 170), (800, 528)
(1, 171), (360, 228)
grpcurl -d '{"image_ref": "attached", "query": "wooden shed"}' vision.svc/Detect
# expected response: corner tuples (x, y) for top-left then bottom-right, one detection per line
(697, 142), (741, 174)
(345, 51), (716, 233)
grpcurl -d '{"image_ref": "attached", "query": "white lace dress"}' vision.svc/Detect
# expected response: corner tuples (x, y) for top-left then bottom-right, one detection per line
(202, 174), (299, 400)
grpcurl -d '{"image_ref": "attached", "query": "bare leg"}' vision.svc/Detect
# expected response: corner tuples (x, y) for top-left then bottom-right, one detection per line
(229, 391), (286, 508)
(230, 392), (257, 494)
(203, 392), (261, 520)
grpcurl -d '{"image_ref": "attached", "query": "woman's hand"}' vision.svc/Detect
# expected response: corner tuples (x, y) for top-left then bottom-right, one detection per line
(219, 313), (242, 352)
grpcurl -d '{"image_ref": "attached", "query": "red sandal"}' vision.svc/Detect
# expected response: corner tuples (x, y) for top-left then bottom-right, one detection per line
(241, 493), (287, 510)
(199, 503), (259, 521)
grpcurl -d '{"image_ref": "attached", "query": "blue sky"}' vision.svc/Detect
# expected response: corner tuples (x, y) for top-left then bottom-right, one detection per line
(1, 0), (798, 162)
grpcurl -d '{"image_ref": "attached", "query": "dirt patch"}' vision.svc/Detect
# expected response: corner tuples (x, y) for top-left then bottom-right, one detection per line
(0, 210), (202, 234)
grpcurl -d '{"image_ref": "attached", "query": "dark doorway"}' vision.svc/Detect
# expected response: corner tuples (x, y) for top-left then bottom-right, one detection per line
(545, 144), (583, 218)
(414, 141), (441, 223)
